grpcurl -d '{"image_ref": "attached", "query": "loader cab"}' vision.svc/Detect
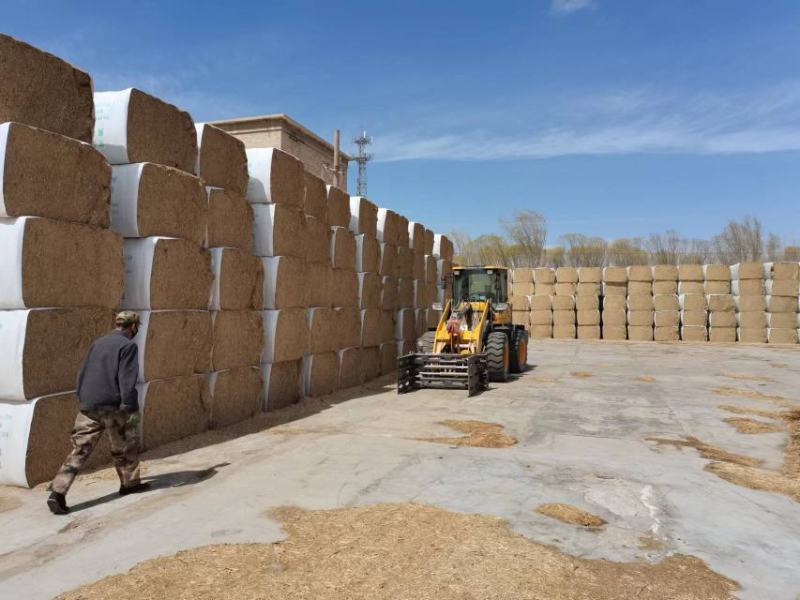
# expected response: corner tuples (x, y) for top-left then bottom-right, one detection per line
(452, 266), (508, 304)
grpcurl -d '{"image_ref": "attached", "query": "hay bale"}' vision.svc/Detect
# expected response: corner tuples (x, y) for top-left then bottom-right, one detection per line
(627, 281), (652, 295)
(303, 172), (328, 223)
(654, 310), (680, 327)
(654, 326), (679, 341)
(765, 295), (797, 312)
(736, 311), (767, 328)
(628, 325), (654, 341)
(348, 196), (378, 237)
(0, 34), (94, 142)
(577, 267), (601, 283)
(306, 263), (332, 307)
(0, 308), (111, 401)
(334, 307), (361, 349)
(261, 256), (308, 309)
(681, 326), (708, 341)
(432, 234), (453, 260)
(602, 266), (627, 283)
(680, 311), (708, 327)
(555, 283), (577, 296)
(709, 312), (736, 327)
(602, 308), (626, 326)
(654, 294), (679, 311)
(209, 248), (263, 310)
(424, 255), (438, 284)
(627, 295), (654, 310)
(422, 228), (434, 255)
(302, 352), (338, 397)
(603, 295), (626, 310)
(408, 221), (425, 254)
(704, 280), (731, 294)
(360, 308), (383, 347)
(208, 366), (261, 428)
(379, 342), (398, 375)
(396, 246), (414, 279)
(326, 185), (350, 227)
(552, 310), (576, 325)
(602, 325), (627, 340)
(703, 264), (731, 281)
(555, 267), (578, 283)
(0, 217), (123, 309)
(767, 328), (798, 344)
(380, 310), (396, 343)
(306, 307), (338, 354)
(134, 310), (211, 381)
(381, 276), (399, 310)
(510, 295), (531, 310)
(261, 359), (301, 411)
(338, 347), (364, 389)
(395, 215), (409, 248)
(211, 310), (262, 370)
(678, 281), (704, 294)
(357, 272), (381, 309)
(627, 310), (654, 326)
(602, 282), (627, 296)
(361, 346), (382, 381)
(356, 234), (380, 273)
(531, 324), (553, 339)
(377, 208), (402, 244)
(652, 265), (678, 281)
(94, 88), (196, 172)
(330, 227), (356, 271)
(122, 237), (211, 310)
(578, 325), (600, 340)
(414, 309), (428, 337)
(252, 204), (305, 258)
(529, 295), (552, 310)
(512, 281), (535, 296)
(627, 266), (653, 282)
(245, 148), (304, 207)
(427, 307), (442, 329)
(766, 313), (797, 328)
(552, 324), (576, 339)
(765, 261), (800, 281)
(331, 269), (359, 307)
(765, 279), (799, 297)
(397, 279), (414, 308)
(709, 327), (736, 342)
(437, 259), (452, 282)
(575, 295), (599, 311)
(576, 282), (601, 296)
(395, 308), (416, 341)
(577, 309), (600, 326)
(206, 188), (253, 252)
(731, 280), (765, 296)
(737, 327), (767, 343)
(195, 123), (248, 195)
(707, 294), (735, 312)
(552, 296), (575, 310)
(731, 262), (764, 280)
(533, 268), (556, 284)
(678, 264), (704, 282)
(0, 122), (109, 226)
(379, 243), (398, 277)
(139, 375), (209, 451)
(304, 215), (330, 265)
(412, 280), (424, 309)
(652, 281), (678, 295)
(529, 310), (552, 326)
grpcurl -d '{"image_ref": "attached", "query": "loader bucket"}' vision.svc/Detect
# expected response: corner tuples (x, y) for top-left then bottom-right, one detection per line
(397, 353), (488, 397)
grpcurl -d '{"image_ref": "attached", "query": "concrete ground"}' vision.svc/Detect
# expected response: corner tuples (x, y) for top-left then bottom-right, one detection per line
(1, 340), (799, 599)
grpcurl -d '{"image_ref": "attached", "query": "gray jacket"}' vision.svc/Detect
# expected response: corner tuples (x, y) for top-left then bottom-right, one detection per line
(76, 330), (139, 412)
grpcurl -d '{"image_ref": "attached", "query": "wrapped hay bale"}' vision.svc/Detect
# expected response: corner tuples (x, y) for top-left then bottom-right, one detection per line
(432, 234), (453, 260)
(302, 352), (338, 397)
(765, 261), (800, 281)
(303, 172), (328, 223)
(377, 208), (402, 245)
(252, 203), (304, 258)
(654, 311), (680, 327)
(731, 262), (764, 280)
(533, 268), (556, 284)
(703, 264), (731, 281)
(209, 248), (263, 310)
(512, 310), (530, 328)
(335, 307), (361, 349)
(652, 265), (678, 281)
(653, 281), (678, 295)
(628, 325), (654, 341)
(767, 328), (798, 344)
(627, 265), (653, 282)
(134, 310), (211, 381)
(510, 295), (530, 310)
(731, 279), (765, 296)
(306, 307), (338, 354)
(0, 33), (94, 141)
(139, 374), (209, 451)
(511, 280), (534, 296)
(678, 264), (703, 282)
(396, 214), (409, 248)
(681, 325), (708, 342)
(424, 255), (437, 284)
(358, 272), (381, 309)
(361, 308), (382, 347)
(628, 281), (653, 295)
(395, 308), (416, 341)
(578, 267), (602, 283)
(578, 325), (600, 340)
(737, 327), (767, 343)
(0, 122), (110, 226)
(555, 282), (577, 296)
(397, 278), (414, 308)
(356, 234), (380, 273)
(211, 310), (262, 370)
(576, 282), (601, 296)
(122, 236), (211, 310)
(603, 295), (627, 310)
(306, 263), (332, 307)
(194, 123), (248, 195)
(708, 293), (736, 341)
(245, 148), (304, 207)
(511, 268), (532, 283)
(208, 366), (261, 428)
(531, 324), (553, 339)
(396, 246), (414, 279)
(577, 309), (600, 326)
(94, 88), (197, 172)
(361, 346), (382, 381)
(330, 227), (356, 271)
(338, 347), (364, 389)
(552, 296), (575, 311)
(349, 196), (378, 237)
(0, 308), (112, 401)
(654, 294), (679, 311)
(379, 243), (398, 277)
(408, 221), (425, 254)
(654, 326), (679, 341)
(331, 268), (359, 307)
(0, 217), (123, 309)
(602, 325), (627, 340)
(326, 185), (350, 228)
(678, 281), (704, 294)
(261, 359), (301, 411)
(553, 310), (576, 326)
(627, 295), (654, 311)
(381, 275), (399, 310)
(602, 282), (628, 296)
(205, 188), (253, 252)
(704, 280), (731, 294)
(261, 256), (307, 309)
(627, 310), (654, 326)
(575, 295), (599, 310)
(303, 215), (330, 265)
(555, 267), (578, 283)
(530, 310), (553, 326)
(552, 324), (576, 339)
(379, 341), (398, 375)
(602, 266), (628, 283)
(709, 328), (736, 342)
(422, 228), (434, 255)
(380, 310), (396, 344)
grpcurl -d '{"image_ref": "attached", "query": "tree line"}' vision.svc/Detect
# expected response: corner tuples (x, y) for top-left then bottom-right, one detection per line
(450, 212), (799, 268)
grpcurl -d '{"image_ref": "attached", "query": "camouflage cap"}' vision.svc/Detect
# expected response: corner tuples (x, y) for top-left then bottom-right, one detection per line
(115, 310), (140, 327)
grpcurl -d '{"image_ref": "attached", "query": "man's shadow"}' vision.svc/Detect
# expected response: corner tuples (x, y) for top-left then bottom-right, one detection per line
(67, 462), (230, 513)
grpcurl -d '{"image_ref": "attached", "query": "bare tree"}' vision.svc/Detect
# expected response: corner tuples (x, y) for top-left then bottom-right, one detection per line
(647, 230), (683, 265)
(449, 229), (474, 265)
(501, 210), (547, 267)
(784, 245), (800, 261)
(607, 238), (649, 266)
(544, 246), (566, 268)
(559, 234), (607, 267)
(681, 239), (712, 264)
(765, 233), (782, 262)
(712, 216), (764, 263)
(472, 234), (511, 266)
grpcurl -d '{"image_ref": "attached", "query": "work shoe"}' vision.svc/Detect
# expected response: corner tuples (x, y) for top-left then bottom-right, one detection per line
(119, 482), (152, 496)
(47, 492), (69, 515)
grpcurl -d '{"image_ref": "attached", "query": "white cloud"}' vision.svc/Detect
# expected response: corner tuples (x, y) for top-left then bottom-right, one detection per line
(551, 0), (594, 14)
(367, 84), (800, 161)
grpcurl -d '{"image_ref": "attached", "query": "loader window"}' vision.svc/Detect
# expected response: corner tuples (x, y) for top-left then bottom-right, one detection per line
(454, 270), (503, 303)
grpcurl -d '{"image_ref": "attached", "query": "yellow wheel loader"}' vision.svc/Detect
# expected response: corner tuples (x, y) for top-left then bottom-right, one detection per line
(398, 266), (528, 396)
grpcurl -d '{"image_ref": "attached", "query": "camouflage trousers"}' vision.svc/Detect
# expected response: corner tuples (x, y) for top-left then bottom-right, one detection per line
(50, 409), (141, 495)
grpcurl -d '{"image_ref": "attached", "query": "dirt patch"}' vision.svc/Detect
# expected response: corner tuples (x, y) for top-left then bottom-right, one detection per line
(536, 503), (606, 528)
(783, 419), (800, 479)
(705, 462), (800, 503)
(639, 535), (666, 551)
(712, 386), (789, 405)
(723, 417), (784, 434)
(528, 376), (560, 384)
(720, 373), (773, 383)
(0, 492), (22, 513)
(570, 371), (593, 378)
(769, 363), (788, 369)
(637, 375), (657, 382)
(646, 436), (762, 467)
(419, 420), (518, 449)
(57, 503), (738, 600)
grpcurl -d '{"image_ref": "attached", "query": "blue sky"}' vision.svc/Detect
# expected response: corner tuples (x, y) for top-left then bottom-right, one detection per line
(4, 0), (799, 243)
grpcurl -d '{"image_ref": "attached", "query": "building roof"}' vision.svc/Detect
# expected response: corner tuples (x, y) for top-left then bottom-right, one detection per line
(208, 113), (352, 161)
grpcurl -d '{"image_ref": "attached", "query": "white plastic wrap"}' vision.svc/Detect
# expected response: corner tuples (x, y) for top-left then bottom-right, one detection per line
(0, 217), (29, 309)
(109, 163), (145, 237)
(0, 399), (36, 486)
(130, 311), (154, 382)
(245, 148), (276, 204)
(208, 247), (225, 310)
(121, 237), (172, 309)
(0, 310), (33, 400)
(252, 204), (276, 256)
(93, 89), (133, 164)
(194, 123), (206, 175)
(0, 122), (9, 216)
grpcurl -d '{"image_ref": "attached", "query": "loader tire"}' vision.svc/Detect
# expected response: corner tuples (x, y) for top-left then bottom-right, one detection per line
(486, 331), (509, 382)
(417, 331), (436, 354)
(510, 329), (528, 374)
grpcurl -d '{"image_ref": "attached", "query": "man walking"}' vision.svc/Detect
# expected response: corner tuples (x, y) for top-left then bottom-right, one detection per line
(48, 311), (150, 514)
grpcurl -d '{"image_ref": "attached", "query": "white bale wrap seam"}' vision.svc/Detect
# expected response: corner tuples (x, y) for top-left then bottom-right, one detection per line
(109, 163), (145, 237)
(92, 89), (132, 164)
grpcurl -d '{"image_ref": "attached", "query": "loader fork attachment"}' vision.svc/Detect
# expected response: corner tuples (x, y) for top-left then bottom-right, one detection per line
(397, 353), (488, 397)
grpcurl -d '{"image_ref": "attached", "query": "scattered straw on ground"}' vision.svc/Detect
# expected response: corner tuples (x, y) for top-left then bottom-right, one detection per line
(570, 371), (594, 378)
(783, 419), (800, 479)
(418, 420), (517, 448)
(637, 375), (657, 382)
(528, 376), (560, 383)
(646, 436), (762, 467)
(639, 535), (666, 551)
(536, 503), (606, 528)
(723, 417), (784, 434)
(718, 404), (784, 420)
(769, 363), (789, 369)
(712, 386), (789, 405)
(57, 503), (738, 600)
(705, 462), (800, 503)
(0, 492), (21, 514)
(720, 373), (774, 383)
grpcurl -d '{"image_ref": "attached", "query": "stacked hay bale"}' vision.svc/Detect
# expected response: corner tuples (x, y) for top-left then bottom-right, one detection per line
(704, 264), (735, 342)
(249, 148), (307, 409)
(732, 262), (767, 343)
(510, 290), (531, 329)
(530, 268), (555, 339)
(678, 265), (708, 341)
(601, 267), (628, 340)
(377, 208), (407, 378)
(652, 265), (679, 342)
(509, 268), (532, 330)
(0, 35), (124, 486)
(511, 267), (534, 298)
(764, 262), (799, 344)
(553, 267), (577, 339)
(93, 88), (223, 438)
(576, 267), (601, 340)
(626, 266), (654, 341)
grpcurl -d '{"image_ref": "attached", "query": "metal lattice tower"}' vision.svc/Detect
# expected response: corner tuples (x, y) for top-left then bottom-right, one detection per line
(353, 131), (373, 196)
